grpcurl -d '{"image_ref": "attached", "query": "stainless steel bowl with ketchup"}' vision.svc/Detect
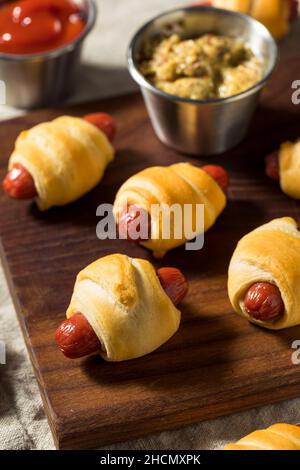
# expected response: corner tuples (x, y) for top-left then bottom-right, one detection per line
(0, 0), (97, 108)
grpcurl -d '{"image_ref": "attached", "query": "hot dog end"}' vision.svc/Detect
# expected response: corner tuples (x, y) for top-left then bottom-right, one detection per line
(244, 282), (284, 321)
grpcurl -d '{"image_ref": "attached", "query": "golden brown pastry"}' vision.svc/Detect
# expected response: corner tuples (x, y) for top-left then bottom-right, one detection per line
(212, 0), (294, 39)
(113, 162), (227, 258)
(228, 217), (300, 329)
(225, 423), (300, 450)
(265, 140), (300, 200)
(65, 254), (182, 361)
(277, 141), (300, 200)
(6, 116), (114, 210)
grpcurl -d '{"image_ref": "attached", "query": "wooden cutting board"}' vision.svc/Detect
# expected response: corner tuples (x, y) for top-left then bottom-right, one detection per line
(1, 55), (300, 450)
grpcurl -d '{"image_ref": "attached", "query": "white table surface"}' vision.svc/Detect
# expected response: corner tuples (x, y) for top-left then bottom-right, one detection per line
(0, 0), (300, 450)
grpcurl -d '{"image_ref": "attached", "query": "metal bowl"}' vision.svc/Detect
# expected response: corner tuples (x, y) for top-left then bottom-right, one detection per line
(128, 6), (278, 156)
(0, 0), (97, 109)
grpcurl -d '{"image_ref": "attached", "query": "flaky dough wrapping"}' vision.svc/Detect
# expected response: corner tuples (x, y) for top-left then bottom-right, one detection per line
(113, 162), (226, 258)
(279, 140), (300, 200)
(225, 423), (300, 450)
(9, 116), (114, 210)
(66, 254), (181, 361)
(228, 217), (300, 330)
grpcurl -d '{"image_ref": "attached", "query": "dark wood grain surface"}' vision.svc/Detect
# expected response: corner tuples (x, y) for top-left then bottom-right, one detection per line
(0, 55), (300, 450)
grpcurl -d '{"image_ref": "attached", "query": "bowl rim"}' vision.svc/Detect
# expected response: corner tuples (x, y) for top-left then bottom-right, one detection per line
(128, 5), (279, 105)
(0, 0), (97, 62)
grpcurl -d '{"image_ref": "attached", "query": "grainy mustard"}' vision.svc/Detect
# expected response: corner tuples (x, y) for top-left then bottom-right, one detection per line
(139, 34), (263, 100)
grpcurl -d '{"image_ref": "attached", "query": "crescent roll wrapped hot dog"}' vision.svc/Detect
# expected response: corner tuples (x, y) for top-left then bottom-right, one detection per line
(225, 423), (300, 450)
(3, 114), (115, 210)
(266, 140), (300, 200)
(113, 163), (227, 258)
(59, 254), (187, 362)
(228, 217), (300, 329)
(212, 0), (297, 39)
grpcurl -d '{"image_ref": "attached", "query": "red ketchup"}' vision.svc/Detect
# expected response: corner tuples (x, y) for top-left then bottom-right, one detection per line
(0, 0), (86, 55)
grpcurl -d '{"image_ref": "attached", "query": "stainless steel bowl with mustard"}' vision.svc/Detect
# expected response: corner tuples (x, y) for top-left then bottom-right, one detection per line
(128, 6), (278, 155)
(0, 0), (97, 109)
